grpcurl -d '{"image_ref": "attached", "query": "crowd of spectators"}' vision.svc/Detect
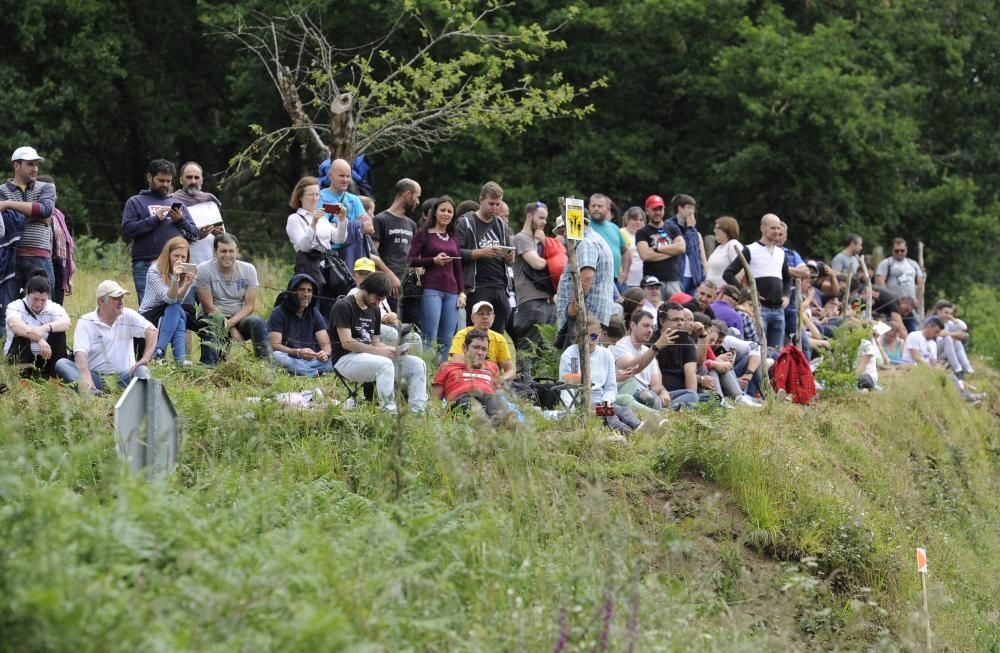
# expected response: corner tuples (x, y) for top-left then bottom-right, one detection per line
(0, 148), (986, 422)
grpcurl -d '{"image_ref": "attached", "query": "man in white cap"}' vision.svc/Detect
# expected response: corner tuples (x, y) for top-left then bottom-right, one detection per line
(0, 147), (58, 336)
(54, 280), (158, 394)
(448, 300), (515, 382)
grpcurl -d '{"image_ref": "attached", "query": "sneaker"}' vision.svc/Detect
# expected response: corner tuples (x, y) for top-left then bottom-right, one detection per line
(735, 395), (763, 408)
(179, 360), (194, 367)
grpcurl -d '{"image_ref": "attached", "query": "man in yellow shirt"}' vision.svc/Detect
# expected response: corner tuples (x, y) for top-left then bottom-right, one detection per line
(449, 301), (515, 381)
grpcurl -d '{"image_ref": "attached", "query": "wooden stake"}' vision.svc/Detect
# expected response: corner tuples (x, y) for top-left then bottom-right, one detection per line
(734, 248), (772, 398)
(917, 241), (926, 320)
(859, 256), (873, 321)
(922, 572), (932, 652)
(559, 198), (591, 414)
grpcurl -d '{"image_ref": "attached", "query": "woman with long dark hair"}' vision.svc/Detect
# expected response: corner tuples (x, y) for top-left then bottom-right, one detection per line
(408, 195), (465, 357)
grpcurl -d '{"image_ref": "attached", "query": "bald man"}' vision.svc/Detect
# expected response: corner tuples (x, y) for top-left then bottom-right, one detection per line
(319, 158), (368, 248)
(722, 213), (792, 352)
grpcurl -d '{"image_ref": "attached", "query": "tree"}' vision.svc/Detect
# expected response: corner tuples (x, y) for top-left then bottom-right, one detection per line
(214, 0), (602, 179)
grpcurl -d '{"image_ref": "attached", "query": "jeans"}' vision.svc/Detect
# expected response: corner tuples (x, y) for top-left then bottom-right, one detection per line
(198, 312), (272, 365)
(421, 288), (459, 355)
(54, 358), (150, 393)
(15, 255), (55, 295)
(272, 351), (333, 377)
(680, 276), (697, 294)
(153, 303), (187, 361)
(760, 305), (786, 352)
(902, 315), (919, 333)
(334, 352), (428, 413)
(132, 260), (152, 306)
(937, 335), (974, 375)
(660, 280), (682, 301)
(733, 351), (762, 398)
(668, 388), (702, 410)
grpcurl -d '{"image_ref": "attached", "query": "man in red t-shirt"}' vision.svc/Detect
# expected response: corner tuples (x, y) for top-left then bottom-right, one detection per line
(432, 328), (505, 419)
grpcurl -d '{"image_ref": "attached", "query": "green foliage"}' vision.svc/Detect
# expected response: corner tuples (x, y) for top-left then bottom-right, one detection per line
(813, 323), (869, 395)
(958, 283), (1000, 364)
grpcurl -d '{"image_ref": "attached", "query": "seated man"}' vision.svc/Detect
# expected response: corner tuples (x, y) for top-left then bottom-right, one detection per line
(653, 302), (712, 409)
(931, 300), (974, 377)
(194, 233), (271, 365)
(609, 309), (676, 410)
(330, 271), (428, 414)
(5, 268), (71, 378)
(902, 315), (983, 403)
(347, 257), (421, 352)
(267, 273), (333, 377)
(559, 316), (642, 434)
(706, 319), (763, 405)
(432, 328), (508, 422)
(449, 301), (515, 382)
(55, 280), (157, 394)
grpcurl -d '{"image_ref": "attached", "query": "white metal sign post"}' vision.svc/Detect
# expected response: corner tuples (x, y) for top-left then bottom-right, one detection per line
(114, 378), (179, 479)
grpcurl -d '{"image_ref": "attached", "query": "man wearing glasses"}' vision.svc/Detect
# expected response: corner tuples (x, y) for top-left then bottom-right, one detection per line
(329, 271), (428, 414)
(875, 237), (924, 330)
(268, 273), (333, 377)
(653, 303), (710, 409)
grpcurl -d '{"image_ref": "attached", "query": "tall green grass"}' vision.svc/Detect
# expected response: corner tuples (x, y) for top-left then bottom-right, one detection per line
(2, 254), (1000, 651)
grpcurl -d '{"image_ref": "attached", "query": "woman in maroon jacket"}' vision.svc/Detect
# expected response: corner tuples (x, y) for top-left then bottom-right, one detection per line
(408, 196), (464, 358)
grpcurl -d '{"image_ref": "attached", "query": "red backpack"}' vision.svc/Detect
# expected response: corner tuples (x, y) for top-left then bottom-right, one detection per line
(543, 237), (568, 289)
(771, 345), (817, 404)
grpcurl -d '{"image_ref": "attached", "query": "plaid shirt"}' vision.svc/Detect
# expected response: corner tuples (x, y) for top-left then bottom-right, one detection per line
(556, 228), (614, 328)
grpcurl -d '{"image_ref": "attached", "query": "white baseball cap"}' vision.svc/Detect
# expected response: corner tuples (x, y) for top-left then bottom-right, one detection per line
(11, 146), (44, 162)
(471, 301), (494, 314)
(95, 280), (129, 299)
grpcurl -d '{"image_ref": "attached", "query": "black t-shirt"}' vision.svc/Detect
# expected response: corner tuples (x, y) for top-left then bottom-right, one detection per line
(635, 222), (683, 282)
(329, 294), (382, 363)
(468, 214), (509, 287)
(872, 286), (902, 316)
(266, 304), (328, 351)
(682, 299), (715, 320)
(653, 331), (697, 391)
(373, 210), (417, 277)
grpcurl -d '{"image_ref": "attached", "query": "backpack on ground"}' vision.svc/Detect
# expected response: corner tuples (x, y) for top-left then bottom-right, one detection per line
(771, 344), (817, 405)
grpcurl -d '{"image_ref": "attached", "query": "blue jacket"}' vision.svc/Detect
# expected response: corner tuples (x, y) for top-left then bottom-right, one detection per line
(0, 208), (26, 285)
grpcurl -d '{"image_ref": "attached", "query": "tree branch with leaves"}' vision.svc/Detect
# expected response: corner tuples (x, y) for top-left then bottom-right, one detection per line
(213, 0), (604, 181)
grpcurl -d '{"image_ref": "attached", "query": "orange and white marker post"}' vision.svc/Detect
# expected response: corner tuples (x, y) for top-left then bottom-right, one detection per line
(917, 548), (931, 651)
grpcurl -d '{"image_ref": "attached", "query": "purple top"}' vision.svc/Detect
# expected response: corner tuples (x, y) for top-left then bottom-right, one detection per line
(408, 230), (464, 294)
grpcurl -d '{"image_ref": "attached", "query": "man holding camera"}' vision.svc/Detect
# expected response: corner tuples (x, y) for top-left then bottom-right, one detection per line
(121, 159), (198, 304)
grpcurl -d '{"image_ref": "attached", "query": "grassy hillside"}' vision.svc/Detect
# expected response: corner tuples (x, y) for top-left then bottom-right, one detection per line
(2, 249), (1000, 651)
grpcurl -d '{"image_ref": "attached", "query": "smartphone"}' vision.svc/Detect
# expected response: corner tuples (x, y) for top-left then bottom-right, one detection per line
(171, 202), (182, 211)
(180, 263), (198, 276)
(674, 330), (690, 339)
(323, 203), (344, 215)
(496, 245), (515, 252)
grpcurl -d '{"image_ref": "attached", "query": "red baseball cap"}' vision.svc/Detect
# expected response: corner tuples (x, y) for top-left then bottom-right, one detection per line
(645, 194), (665, 209)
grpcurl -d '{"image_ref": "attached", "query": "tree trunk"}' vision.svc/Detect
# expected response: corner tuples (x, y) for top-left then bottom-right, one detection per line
(330, 93), (356, 162)
(735, 248), (773, 398)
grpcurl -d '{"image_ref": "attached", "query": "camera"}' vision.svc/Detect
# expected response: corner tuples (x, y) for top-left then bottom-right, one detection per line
(595, 402), (616, 417)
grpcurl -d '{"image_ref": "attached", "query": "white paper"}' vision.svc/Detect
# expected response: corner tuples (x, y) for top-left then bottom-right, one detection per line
(187, 201), (224, 229)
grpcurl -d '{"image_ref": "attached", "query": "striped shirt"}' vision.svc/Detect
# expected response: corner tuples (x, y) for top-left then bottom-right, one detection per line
(1, 180), (56, 253)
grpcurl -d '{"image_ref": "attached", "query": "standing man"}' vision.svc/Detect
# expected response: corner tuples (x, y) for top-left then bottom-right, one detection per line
(373, 178), (421, 308)
(554, 212), (615, 337)
(875, 237), (924, 329)
(54, 280), (158, 394)
(1, 147), (57, 293)
(775, 221), (811, 347)
(667, 194), (706, 294)
(171, 161), (224, 266)
(456, 181), (514, 329)
(723, 214), (792, 352)
(320, 158), (368, 251)
(636, 195), (685, 297)
(121, 159), (198, 304)
(832, 233), (864, 281)
(511, 201), (554, 379)
(588, 193), (631, 292)
(194, 233), (271, 365)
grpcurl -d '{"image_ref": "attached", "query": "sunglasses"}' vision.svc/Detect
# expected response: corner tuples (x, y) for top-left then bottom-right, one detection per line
(589, 333), (601, 341)
(535, 200), (547, 208)
(893, 249), (906, 253)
